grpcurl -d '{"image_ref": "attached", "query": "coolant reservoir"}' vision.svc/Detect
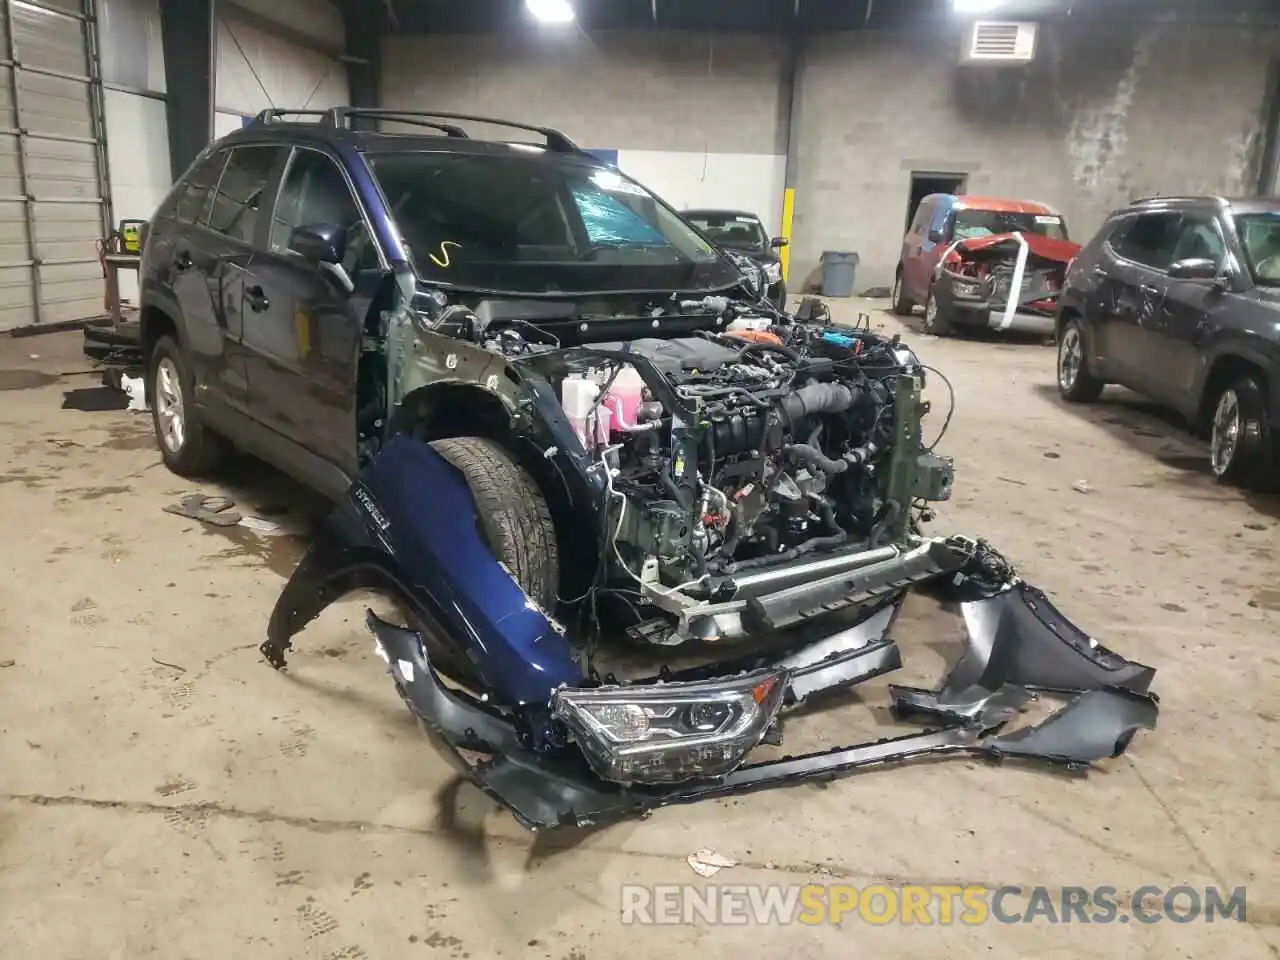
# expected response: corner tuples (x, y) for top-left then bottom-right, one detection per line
(601, 365), (645, 431)
(562, 374), (611, 450)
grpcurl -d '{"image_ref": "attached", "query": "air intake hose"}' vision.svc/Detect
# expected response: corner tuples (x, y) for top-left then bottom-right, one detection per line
(780, 381), (857, 422)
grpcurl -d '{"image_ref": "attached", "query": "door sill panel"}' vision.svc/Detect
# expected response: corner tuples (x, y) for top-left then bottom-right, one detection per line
(199, 402), (354, 503)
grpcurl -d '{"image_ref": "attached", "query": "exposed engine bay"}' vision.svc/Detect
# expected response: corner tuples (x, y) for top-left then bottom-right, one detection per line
(264, 280), (1160, 832)
(510, 308), (955, 646)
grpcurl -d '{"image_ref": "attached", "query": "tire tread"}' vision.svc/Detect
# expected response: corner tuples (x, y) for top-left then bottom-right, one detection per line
(428, 437), (559, 609)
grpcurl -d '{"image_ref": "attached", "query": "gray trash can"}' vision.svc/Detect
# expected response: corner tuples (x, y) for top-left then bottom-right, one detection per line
(819, 251), (859, 298)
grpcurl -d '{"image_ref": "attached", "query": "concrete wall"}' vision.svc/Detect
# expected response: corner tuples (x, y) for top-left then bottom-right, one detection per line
(793, 20), (1280, 291)
(382, 19), (1280, 292)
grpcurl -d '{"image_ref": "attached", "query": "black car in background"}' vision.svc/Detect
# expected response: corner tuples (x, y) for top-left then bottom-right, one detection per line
(684, 208), (788, 308)
(1055, 195), (1280, 490)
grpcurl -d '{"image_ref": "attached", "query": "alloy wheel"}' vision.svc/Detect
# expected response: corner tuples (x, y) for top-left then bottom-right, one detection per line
(1210, 388), (1241, 477)
(1059, 327), (1082, 392)
(154, 357), (186, 454)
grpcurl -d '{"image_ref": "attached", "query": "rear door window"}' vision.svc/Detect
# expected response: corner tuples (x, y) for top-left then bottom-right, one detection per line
(1113, 212), (1182, 271)
(205, 145), (285, 244)
(171, 150), (228, 224)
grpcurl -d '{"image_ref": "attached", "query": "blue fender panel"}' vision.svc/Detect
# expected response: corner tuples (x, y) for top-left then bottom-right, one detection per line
(264, 433), (581, 706)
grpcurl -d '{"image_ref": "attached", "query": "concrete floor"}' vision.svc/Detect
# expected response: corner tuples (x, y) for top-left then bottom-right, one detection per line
(1, 303), (1277, 959)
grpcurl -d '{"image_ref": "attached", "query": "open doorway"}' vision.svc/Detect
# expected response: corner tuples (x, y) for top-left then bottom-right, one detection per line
(905, 172), (967, 230)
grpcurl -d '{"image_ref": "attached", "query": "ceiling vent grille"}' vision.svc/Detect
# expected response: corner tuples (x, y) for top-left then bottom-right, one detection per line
(959, 21), (1038, 65)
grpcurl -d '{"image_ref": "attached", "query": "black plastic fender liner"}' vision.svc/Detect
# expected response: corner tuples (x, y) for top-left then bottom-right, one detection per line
(365, 611), (524, 756)
(946, 582), (1157, 697)
(981, 687), (1159, 766)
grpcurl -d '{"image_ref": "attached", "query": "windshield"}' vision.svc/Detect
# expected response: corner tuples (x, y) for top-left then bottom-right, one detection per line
(953, 209), (1069, 242)
(685, 213), (767, 251)
(1234, 213), (1280, 286)
(367, 151), (741, 296)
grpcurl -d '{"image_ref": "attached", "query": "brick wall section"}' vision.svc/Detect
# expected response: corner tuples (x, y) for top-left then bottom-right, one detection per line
(381, 31), (788, 154)
(792, 21), (1280, 290)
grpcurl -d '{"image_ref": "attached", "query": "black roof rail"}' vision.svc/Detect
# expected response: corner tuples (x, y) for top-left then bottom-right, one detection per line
(1128, 194), (1224, 207)
(325, 107), (583, 153)
(324, 108), (470, 138)
(248, 109), (332, 126)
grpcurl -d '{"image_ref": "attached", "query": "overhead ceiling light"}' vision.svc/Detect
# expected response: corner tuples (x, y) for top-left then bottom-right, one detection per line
(526, 0), (575, 22)
(951, 0), (1006, 12)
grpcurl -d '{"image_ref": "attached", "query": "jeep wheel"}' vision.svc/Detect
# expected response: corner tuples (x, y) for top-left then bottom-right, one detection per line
(429, 437), (559, 611)
(150, 334), (230, 476)
(1057, 317), (1104, 403)
(891, 271), (913, 315)
(1210, 374), (1275, 490)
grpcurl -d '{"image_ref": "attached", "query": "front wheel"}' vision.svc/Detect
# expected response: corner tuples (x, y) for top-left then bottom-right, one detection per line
(922, 288), (954, 336)
(891, 271), (913, 315)
(1057, 317), (1104, 402)
(428, 437), (560, 611)
(1209, 374), (1276, 490)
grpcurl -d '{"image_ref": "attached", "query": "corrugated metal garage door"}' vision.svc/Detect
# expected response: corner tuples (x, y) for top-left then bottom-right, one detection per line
(0, 0), (108, 331)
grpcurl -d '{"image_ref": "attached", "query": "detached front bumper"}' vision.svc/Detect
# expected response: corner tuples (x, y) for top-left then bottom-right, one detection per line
(367, 571), (1158, 831)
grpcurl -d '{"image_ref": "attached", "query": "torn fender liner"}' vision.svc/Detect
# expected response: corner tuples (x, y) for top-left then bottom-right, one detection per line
(262, 434), (580, 705)
(982, 688), (1159, 767)
(944, 582), (1157, 696)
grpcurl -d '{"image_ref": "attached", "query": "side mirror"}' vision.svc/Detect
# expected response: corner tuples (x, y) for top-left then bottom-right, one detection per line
(289, 223), (354, 295)
(290, 223), (344, 263)
(1167, 257), (1220, 282)
(927, 227), (946, 243)
(770, 236), (789, 249)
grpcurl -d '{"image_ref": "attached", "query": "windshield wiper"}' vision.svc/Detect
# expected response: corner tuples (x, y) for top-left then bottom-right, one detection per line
(577, 241), (675, 261)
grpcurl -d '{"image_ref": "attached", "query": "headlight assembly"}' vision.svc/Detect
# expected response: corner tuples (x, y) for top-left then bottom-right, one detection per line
(950, 279), (982, 299)
(552, 669), (789, 784)
(763, 261), (782, 284)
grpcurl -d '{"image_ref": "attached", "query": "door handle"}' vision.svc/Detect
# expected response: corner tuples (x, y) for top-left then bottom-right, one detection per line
(245, 285), (270, 312)
(173, 250), (193, 271)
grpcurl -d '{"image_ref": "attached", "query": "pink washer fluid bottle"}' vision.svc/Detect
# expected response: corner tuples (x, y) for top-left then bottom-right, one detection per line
(601, 365), (645, 431)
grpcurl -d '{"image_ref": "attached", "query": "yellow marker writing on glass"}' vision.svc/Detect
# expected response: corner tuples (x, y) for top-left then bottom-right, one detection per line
(430, 241), (461, 268)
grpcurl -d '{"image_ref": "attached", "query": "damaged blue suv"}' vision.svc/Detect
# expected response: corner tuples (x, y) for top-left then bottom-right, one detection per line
(140, 108), (1159, 830)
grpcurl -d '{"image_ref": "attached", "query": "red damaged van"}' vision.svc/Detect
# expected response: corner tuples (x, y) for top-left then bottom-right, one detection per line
(892, 194), (1079, 337)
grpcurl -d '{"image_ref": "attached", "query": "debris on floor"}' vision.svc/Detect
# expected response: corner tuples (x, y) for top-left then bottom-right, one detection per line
(163, 493), (242, 527)
(687, 849), (738, 877)
(238, 515), (296, 537)
(1072, 479), (1091, 494)
(121, 375), (148, 412)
